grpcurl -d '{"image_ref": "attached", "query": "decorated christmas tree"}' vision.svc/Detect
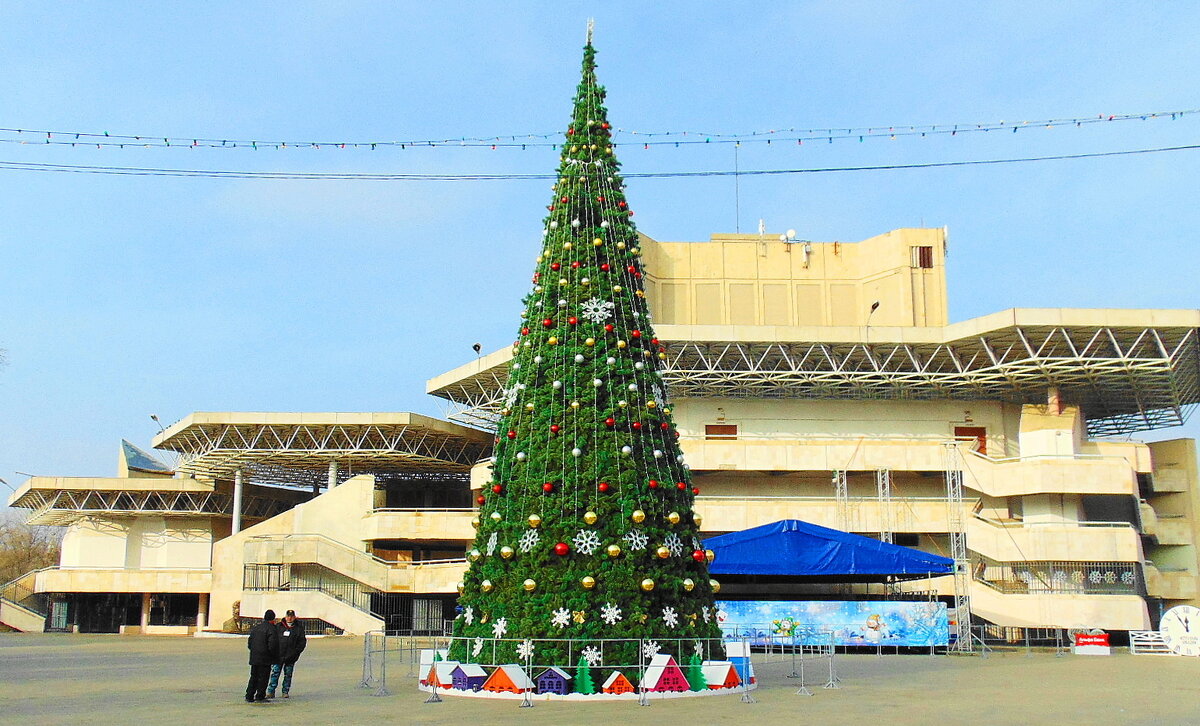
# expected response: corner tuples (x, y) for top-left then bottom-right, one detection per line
(451, 35), (721, 672)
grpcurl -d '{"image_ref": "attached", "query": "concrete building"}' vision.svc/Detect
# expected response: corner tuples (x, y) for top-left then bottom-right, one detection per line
(4, 228), (1199, 638)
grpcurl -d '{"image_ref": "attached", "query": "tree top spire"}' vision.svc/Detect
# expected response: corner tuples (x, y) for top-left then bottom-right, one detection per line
(586, 18), (594, 45)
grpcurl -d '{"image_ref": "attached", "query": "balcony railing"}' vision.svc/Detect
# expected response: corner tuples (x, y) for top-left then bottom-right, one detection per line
(972, 557), (1144, 596)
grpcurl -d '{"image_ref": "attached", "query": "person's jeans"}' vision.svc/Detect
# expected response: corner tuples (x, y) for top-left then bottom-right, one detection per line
(268, 662), (295, 695)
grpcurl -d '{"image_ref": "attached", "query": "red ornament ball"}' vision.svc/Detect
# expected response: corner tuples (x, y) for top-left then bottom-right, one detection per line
(618, 201), (627, 208)
(492, 484), (504, 494)
(676, 481), (687, 490)
(604, 417), (615, 427)
(632, 421), (642, 430)
(660, 422), (669, 430)
(596, 195), (605, 202)
(554, 542), (570, 556)
(506, 430), (517, 439)
(542, 318), (554, 328)
(476, 495), (485, 505)
(560, 196), (568, 203)
(651, 338), (659, 345)
(692, 487), (700, 495)
(648, 479), (658, 489)
(604, 324), (614, 333)
(692, 549), (706, 562)
(520, 327), (530, 336)
(550, 424), (561, 433)
(550, 262), (561, 271)
(568, 316), (579, 325)
(598, 481), (610, 493)
(567, 128), (575, 135)
(571, 261), (581, 268)
(626, 265), (637, 273)
(543, 482), (555, 493)
(631, 330), (642, 338)
(600, 263), (610, 272)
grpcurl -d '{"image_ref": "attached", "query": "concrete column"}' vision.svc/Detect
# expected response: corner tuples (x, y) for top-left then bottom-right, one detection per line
(196, 593), (209, 631)
(232, 468), (244, 534)
(1047, 385), (1062, 414)
(140, 592), (151, 631)
(328, 460), (338, 489)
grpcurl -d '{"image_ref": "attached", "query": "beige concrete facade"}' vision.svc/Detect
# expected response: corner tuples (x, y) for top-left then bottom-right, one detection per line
(4, 227), (1198, 637)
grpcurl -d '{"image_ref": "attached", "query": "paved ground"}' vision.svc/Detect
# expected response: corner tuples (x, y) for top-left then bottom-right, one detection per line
(1, 633), (1198, 725)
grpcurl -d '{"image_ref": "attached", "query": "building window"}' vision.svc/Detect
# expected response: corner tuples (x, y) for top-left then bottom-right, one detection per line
(705, 424), (738, 440)
(911, 246), (934, 269)
(893, 533), (920, 547)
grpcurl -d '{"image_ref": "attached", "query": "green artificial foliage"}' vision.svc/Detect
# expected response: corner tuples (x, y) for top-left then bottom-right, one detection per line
(449, 40), (723, 670)
(686, 652), (706, 691)
(574, 656), (596, 695)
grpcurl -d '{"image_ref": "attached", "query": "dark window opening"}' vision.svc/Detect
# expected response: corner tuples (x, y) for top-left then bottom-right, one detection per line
(911, 246), (934, 269)
(705, 424), (738, 440)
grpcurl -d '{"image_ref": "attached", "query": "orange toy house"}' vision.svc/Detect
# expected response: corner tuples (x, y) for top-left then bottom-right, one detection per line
(481, 664), (534, 694)
(602, 671), (635, 695)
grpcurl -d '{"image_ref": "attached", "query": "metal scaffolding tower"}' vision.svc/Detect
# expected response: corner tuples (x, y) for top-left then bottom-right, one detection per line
(833, 470), (849, 532)
(875, 468), (893, 544)
(943, 443), (972, 651)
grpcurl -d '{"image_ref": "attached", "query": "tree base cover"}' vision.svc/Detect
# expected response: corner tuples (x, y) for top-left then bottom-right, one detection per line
(416, 683), (753, 700)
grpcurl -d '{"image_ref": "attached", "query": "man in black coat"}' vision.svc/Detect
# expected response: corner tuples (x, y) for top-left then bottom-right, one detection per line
(245, 609), (280, 703)
(267, 609), (307, 698)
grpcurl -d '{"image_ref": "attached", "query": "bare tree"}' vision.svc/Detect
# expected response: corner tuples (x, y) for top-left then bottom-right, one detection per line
(0, 511), (62, 584)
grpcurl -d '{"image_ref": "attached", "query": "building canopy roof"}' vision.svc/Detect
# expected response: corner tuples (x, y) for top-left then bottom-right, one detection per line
(703, 519), (953, 579)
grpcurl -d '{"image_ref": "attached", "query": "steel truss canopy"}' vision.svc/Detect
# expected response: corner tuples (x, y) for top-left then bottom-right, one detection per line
(427, 309), (1200, 436)
(150, 412), (494, 485)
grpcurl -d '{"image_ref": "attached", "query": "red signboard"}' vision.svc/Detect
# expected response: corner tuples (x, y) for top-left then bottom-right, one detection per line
(1074, 634), (1110, 647)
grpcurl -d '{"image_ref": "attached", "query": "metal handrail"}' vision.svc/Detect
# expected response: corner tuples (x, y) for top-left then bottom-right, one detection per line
(971, 512), (1137, 530)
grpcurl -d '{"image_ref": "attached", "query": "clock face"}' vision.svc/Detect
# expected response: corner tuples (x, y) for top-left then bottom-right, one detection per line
(1160, 605), (1200, 657)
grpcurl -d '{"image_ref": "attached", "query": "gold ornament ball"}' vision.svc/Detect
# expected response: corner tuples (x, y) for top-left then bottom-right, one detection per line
(613, 285), (623, 293)
(710, 579), (721, 593)
(583, 511), (598, 525)
(705, 549), (716, 563)
(547, 336), (558, 345)
(481, 580), (494, 592)
(585, 337), (596, 347)
(500, 546), (514, 559)
(470, 517), (480, 529)
(617, 242), (627, 250)
(468, 549), (481, 561)
(528, 514), (542, 528)
(631, 509), (646, 523)
(525, 402), (535, 410)
(640, 578), (656, 592)
(617, 340), (627, 349)
(606, 544), (622, 557)
(663, 407), (671, 414)
(655, 546), (670, 559)
(581, 576), (596, 590)
(562, 241), (572, 250)
(683, 578), (695, 592)
(490, 511), (503, 522)
(456, 581), (465, 594)
(570, 400), (581, 409)
(667, 511), (681, 525)
(523, 578), (537, 592)
(647, 400), (657, 408)
(658, 353), (667, 360)
(693, 513), (703, 526)
(632, 246), (641, 254)
(592, 237), (603, 245)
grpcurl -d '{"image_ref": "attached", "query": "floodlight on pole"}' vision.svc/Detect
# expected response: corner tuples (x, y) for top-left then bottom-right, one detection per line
(150, 414), (165, 434)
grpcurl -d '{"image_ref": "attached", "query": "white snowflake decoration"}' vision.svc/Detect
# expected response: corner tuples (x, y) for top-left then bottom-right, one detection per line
(516, 639), (535, 660)
(502, 383), (520, 408)
(581, 297), (615, 324)
(652, 381), (668, 410)
(519, 528), (540, 553)
(581, 645), (603, 666)
(551, 607), (571, 629)
(662, 606), (679, 628)
(664, 533), (684, 557)
(472, 638), (484, 657)
(701, 606), (712, 623)
(693, 640), (705, 659)
(463, 606), (475, 625)
(486, 532), (498, 557)
(600, 602), (623, 625)
(623, 529), (649, 551)
(573, 529), (602, 555)
(692, 537), (703, 551)
(642, 641), (661, 659)
(492, 617), (508, 638)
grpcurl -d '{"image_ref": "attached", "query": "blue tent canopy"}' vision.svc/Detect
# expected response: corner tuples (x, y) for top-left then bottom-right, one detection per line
(704, 519), (953, 578)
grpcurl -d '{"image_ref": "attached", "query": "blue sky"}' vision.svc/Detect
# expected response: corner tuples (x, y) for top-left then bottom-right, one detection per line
(1, 2), (1198, 491)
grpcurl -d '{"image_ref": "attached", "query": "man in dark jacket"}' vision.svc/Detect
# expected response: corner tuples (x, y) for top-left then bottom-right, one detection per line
(267, 609), (307, 698)
(245, 609), (280, 703)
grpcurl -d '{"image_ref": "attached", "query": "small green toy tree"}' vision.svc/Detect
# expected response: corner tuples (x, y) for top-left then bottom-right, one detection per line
(450, 36), (723, 670)
(686, 652), (707, 691)
(574, 656), (596, 695)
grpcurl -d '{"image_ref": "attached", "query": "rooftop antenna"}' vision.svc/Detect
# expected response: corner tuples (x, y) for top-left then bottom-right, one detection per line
(586, 18), (594, 44)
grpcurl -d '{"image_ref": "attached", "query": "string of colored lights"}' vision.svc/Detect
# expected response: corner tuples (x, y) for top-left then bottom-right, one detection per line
(1, 107), (1196, 151)
(0, 142), (1196, 181)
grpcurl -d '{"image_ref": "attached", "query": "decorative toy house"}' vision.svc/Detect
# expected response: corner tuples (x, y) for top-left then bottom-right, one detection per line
(535, 666), (573, 695)
(427, 660), (460, 689)
(482, 664), (534, 694)
(417, 649), (449, 685)
(640, 654), (690, 692)
(602, 671), (635, 695)
(701, 660), (741, 690)
(724, 642), (756, 684)
(451, 663), (488, 691)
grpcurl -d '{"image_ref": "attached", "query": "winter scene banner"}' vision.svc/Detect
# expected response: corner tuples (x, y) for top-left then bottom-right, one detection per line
(716, 600), (950, 647)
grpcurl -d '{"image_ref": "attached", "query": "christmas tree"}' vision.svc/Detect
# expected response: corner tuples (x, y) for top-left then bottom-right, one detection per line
(451, 35), (721, 673)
